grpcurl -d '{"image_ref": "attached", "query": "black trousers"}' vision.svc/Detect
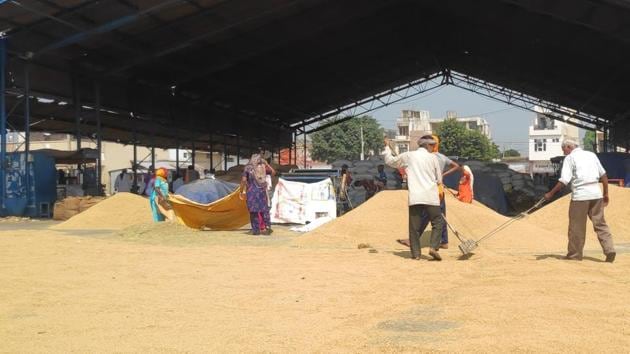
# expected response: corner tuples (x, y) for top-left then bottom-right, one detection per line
(408, 204), (444, 258)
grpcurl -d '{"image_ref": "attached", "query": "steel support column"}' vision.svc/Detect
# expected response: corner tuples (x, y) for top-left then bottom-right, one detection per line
(209, 137), (213, 172)
(150, 132), (155, 170)
(132, 131), (138, 192)
(223, 138), (228, 172)
(303, 123), (307, 169)
(72, 76), (81, 150)
(94, 81), (102, 195)
(0, 36), (6, 213)
(236, 136), (240, 166)
(175, 137), (180, 176)
(288, 133), (292, 166)
(191, 142), (196, 168)
(293, 132), (297, 166)
(151, 145), (155, 170)
(24, 62), (31, 207)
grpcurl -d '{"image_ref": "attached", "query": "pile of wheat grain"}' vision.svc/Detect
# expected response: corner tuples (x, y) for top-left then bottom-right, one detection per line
(52, 193), (152, 230)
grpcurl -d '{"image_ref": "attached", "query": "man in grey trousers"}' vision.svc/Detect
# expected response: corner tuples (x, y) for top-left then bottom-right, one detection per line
(384, 136), (445, 261)
(544, 139), (616, 262)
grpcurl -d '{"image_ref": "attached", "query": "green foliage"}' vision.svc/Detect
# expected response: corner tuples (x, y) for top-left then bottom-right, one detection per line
(435, 118), (500, 161)
(583, 130), (597, 152)
(311, 116), (384, 162)
(503, 149), (521, 157)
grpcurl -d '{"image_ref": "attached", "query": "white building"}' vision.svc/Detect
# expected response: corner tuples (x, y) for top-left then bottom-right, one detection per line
(392, 109), (432, 153)
(430, 111), (492, 138)
(390, 109), (493, 154)
(528, 106), (579, 173)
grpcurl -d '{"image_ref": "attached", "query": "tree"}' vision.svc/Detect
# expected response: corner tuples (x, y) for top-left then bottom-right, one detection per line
(311, 116), (384, 162)
(503, 149), (521, 157)
(583, 130), (597, 152)
(435, 118), (500, 161)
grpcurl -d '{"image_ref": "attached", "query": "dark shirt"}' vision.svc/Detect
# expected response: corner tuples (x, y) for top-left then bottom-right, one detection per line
(376, 171), (387, 184)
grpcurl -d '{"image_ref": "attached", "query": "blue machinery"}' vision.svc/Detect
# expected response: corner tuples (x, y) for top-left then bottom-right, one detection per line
(0, 35), (59, 216)
(1, 35), (7, 215)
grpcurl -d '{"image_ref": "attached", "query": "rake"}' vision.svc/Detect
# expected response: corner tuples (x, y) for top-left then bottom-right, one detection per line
(443, 198), (546, 257)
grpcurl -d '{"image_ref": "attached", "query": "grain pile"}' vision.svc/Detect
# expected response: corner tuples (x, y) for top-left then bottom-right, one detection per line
(52, 192), (152, 230)
(52, 196), (105, 221)
(296, 189), (567, 255)
(525, 185), (630, 242)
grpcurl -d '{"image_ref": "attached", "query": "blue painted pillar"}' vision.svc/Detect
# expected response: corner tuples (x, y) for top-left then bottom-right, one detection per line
(24, 62), (31, 208)
(94, 81), (102, 195)
(0, 36), (7, 214)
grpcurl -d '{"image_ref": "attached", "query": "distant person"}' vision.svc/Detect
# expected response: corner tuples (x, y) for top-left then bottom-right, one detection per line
(142, 166), (154, 195)
(457, 165), (474, 203)
(398, 167), (407, 189)
(185, 165), (200, 183)
(145, 168), (156, 197)
(240, 153), (276, 235)
(172, 172), (184, 193)
(205, 168), (216, 180)
(384, 136), (444, 261)
(354, 178), (378, 201)
(338, 164), (353, 213)
(150, 168), (170, 222)
(57, 169), (67, 185)
(544, 139), (615, 262)
(392, 169), (403, 189)
(114, 169), (132, 193)
(375, 164), (387, 191)
(258, 148), (274, 207)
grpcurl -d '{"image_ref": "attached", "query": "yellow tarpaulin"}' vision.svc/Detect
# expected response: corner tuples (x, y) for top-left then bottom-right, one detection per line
(168, 186), (250, 230)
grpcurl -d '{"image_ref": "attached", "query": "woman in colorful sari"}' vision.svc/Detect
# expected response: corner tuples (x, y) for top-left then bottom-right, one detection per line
(150, 168), (170, 222)
(240, 154), (276, 235)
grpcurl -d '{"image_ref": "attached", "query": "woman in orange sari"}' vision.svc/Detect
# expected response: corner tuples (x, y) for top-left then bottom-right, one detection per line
(458, 165), (474, 203)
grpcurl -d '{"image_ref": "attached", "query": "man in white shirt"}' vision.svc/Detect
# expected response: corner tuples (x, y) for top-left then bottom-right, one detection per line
(384, 136), (444, 261)
(544, 139), (615, 262)
(114, 169), (132, 193)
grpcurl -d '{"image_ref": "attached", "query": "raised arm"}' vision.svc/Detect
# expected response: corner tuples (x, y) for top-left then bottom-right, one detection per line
(383, 138), (405, 168)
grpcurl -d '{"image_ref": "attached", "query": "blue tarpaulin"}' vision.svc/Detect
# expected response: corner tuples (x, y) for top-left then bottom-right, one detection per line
(444, 170), (509, 216)
(174, 178), (238, 204)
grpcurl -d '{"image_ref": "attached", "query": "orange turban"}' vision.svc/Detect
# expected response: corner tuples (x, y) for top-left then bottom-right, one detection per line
(431, 134), (440, 152)
(156, 168), (168, 179)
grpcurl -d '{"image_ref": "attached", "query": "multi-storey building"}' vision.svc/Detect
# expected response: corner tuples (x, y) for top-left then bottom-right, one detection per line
(391, 109), (432, 153)
(430, 111), (492, 138)
(528, 106), (579, 173)
(390, 109), (492, 154)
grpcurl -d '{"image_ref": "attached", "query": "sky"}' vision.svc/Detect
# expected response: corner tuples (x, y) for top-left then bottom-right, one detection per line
(368, 85), (537, 156)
